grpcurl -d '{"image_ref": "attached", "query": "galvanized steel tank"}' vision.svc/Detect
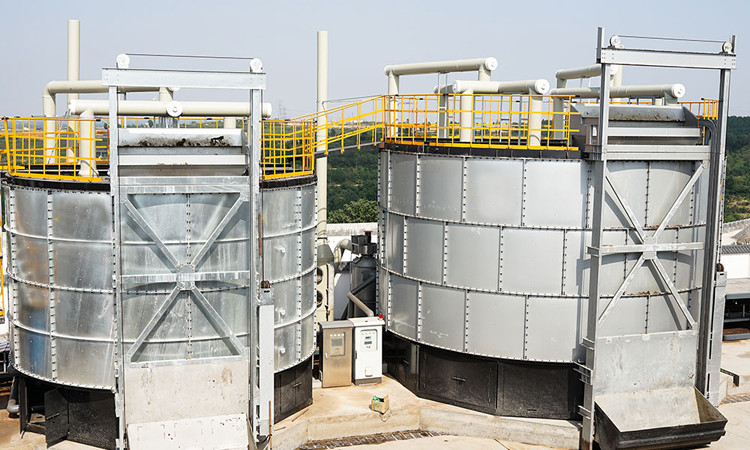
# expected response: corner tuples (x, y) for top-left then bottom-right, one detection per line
(5, 176), (317, 388)
(378, 119), (708, 364)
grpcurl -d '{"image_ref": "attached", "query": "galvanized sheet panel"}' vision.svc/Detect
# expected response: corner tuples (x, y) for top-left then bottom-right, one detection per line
(55, 291), (114, 339)
(386, 214), (404, 274)
(15, 235), (48, 285)
(525, 297), (582, 362)
(502, 229), (563, 295)
(274, 323), (297, 370)
(418, 156), (462, 221)
(446, 224), (499, 291)
(597, 296), (647, 337)
(466, 292), (525, 359)
(16, 283), (50, 332)
(14, 188), (47, 236)
(274, 279), (300, 323)
(55, 339), (115, 387)
(647, 161), (693, 228)
(389, 275), (417, 339)
(380, 152), (389, 209)
(390, 153), (416, 215)
(51, 191), (112, 241)
(464, 159), (523, 225)
(524, 160), (587, 228)
(405, 218), (443, 284)
(419, 284), (464, 351)
(16, 327), (52, 379)
(52, 241), (112, 291)
(603, 162), (648, 229)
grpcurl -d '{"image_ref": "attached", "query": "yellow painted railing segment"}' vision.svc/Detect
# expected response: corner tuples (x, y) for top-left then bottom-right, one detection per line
(262, 120), (315, 179)
(1, 96), (718, 183)
(2, 117), (106, 182)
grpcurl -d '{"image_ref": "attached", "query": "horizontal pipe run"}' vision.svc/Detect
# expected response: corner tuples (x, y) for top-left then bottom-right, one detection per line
(439, 79), (550, 95)
(69, 99), (273, 118)
(384, 57), (497, 77)
(549, 84), (686, 100)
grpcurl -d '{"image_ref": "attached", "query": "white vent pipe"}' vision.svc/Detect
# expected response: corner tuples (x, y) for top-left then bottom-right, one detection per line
(384, 57), (498, 95)
(67, 20), (80, 102)
(69, 99), (273, 118)
(317, 31), (329, 246)
(436, 79), (550, 145)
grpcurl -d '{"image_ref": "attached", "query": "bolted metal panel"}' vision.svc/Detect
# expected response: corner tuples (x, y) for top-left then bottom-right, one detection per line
(390, 153), (416, 215)
(647, 293), (691, 333)
(445, 224), (499, 291)
(466, 292), (525, 359)
(525, 297), (582, 362)
(418, 156), (463, 221)
(502, 229), (564, 295)
(376, 144), (711, 364)
(419, 284), (465, 351)
(51, 191), (112, 241)
(602, 161), (649, 229)
(261, 180), (317, 373)
(404, 218), (443, 283)
(14, 188), (47, 236)
(385, 213), (405, 274)
(52, 241), (112, 291)
(390, 275), (418, 339)
(597, 295), (647, 337)
(524, 160), (587, 228)
(15, 235), (49, 285)
(464, 158), (523, 225)
(648, 161), (695, 228)
(9, 185), (117, 389)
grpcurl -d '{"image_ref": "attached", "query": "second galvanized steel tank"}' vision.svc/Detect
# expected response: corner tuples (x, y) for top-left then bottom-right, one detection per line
(262, 177), (317, 372)
(378, 146), (709, 363)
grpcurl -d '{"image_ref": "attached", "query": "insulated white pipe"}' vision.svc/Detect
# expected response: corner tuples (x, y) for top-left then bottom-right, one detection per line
(317, 31), (329, 244)
(441, 80), (550, 144)
(548, 84), (686, 101)
(384, 57), (497, 95)
(67, 20), (80, 102)
(552, 65), (623, 139)
(78, 109), (97, 178)
(223, 117), (237, 129)
(69, 99), (273, 117)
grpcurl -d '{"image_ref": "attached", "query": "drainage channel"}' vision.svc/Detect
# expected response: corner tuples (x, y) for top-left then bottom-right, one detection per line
(297, 430), (444, 449)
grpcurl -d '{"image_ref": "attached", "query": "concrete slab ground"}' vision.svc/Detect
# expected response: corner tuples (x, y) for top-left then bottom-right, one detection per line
(274, 376), (579, 450)
(2, 339), (750, 449)
(721, 339), (750, 396)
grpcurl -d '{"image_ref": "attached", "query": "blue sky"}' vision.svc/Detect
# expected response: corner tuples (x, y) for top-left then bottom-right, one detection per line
(1, 0), (747, 116)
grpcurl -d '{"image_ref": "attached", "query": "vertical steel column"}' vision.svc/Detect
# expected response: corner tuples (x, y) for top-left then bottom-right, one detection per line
(107, 84), (126, 450)
(697, 61), (733, 398)
(580, 27), (611, 450)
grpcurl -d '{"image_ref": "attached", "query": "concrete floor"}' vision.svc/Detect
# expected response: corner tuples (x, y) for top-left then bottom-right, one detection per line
(2, 340), (750, 449)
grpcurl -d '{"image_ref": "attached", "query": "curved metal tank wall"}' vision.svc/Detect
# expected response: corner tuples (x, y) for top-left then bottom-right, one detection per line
(5, 177), (317, 388)
(6, 184), (115, 389)
(378, 150), (709, 363)
(261, 178), (317, 373)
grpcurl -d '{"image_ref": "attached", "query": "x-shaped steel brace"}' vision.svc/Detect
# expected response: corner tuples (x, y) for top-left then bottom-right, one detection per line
(123, 194), (248, 361)
(592, 163), (705, 329)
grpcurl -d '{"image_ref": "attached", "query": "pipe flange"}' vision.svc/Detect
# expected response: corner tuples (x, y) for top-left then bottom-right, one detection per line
(116, 53), (130, 69)
(166, 101), (183, 117)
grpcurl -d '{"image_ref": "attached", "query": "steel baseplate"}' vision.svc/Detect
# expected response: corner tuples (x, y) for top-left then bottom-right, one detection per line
(127, 413), (250, 450)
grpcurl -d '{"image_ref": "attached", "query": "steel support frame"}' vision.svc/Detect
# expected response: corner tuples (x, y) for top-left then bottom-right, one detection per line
(106, 66), (269, 449)
(579, 28), (735, 449)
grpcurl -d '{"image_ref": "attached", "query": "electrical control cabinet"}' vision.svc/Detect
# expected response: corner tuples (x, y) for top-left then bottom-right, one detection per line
(350, 317), (384, 385)
(319, 320), (353, 388)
